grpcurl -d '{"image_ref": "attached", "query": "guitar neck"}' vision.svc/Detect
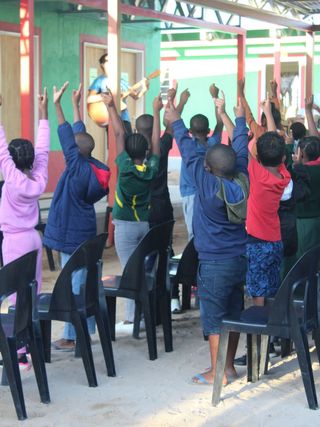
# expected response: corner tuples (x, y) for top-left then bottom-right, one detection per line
(121, 70), (160, 99)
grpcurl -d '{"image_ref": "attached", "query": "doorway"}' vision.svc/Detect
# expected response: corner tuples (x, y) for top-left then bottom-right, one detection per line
(83, 42), (145, 163)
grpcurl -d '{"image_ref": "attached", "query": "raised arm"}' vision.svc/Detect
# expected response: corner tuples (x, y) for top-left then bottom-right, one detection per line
(238, 78), (263, 138)
(232, 98), (249, 174)
(176, 88), (190, 115)
(305, 95), (319, 137)
(72, 83), (82, 123)
(101, 92), (126, 155)
(54, 81), (69, 125)
(32, 87), (50, 181)
(151, 94), (163, 157)
(72, 83), (86, 134)
(260, 97), (276, 131)
(213, 90), (235, 141)
(269, 79), (281, 111)
(209, 83), (223, 134)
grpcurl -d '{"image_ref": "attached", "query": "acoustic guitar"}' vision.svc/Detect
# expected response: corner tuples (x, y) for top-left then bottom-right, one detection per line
(87, 69), (160, 127)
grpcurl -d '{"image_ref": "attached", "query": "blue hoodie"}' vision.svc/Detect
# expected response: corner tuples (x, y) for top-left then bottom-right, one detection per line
(172, 117), (248, 261)
(43, 121), (110, 254)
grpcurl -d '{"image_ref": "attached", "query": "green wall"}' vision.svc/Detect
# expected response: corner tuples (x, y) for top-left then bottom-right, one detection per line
(171, 72), (258, 131)
(0, 2), (160, 149)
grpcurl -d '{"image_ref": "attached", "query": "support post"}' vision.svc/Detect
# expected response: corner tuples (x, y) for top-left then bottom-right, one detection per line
(20, 0), (34, 141)
(107, 0), (121, 245)
(274, 34), (281, 98)
(237, 34), (245, 86)
(305, 31), (314, 100)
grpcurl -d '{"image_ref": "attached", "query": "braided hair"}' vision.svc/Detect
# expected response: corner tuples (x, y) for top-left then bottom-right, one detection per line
(8, 139), (35, 171)
(125, 133), (148, 160)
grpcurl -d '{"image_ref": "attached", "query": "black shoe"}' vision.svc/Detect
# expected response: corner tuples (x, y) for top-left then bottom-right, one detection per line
(234, 354), (247, 366)
(268, 342), (278, 358)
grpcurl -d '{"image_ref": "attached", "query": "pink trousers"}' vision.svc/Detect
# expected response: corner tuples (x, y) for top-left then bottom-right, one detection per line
(2, 229), (42, 304)
(2, 229), (42, 354)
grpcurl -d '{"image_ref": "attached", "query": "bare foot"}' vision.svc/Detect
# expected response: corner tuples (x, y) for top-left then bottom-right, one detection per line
(192, 369), (228, 385)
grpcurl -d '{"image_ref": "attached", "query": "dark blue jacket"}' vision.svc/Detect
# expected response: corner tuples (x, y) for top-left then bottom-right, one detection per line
(43, 121), (110, 254)
(172, 117), (248, 261)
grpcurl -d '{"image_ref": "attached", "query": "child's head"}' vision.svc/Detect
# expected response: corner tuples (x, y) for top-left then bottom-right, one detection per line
(190, 114), (210, 141)
(135, 114), (153, 145)
(75, 133), (95, 157)
(256, 132), (286, 167)
(261, 102), (281, 129)
(290, 122), (307, 141)
(99, 53), (108, 75)
(8, 139), (35, 171)
(298, 136), (320, 163)
(205, 144), (236, 179)
(125, 133), (148, 161)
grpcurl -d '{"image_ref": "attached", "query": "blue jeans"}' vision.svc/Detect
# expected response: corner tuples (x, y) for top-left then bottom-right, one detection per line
(182, 194), (195, 241)
(113, 219), (149, 322)
(61, 252), (95, 340)
(197, 256), (247, 335)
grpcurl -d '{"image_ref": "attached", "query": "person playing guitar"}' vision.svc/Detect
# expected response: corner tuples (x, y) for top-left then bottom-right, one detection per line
(87, 53), (149, 133)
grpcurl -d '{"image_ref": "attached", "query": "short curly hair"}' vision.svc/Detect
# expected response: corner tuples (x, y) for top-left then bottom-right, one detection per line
(8, 139), (35, 171)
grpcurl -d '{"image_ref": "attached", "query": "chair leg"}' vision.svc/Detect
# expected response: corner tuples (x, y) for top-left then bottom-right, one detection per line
(1, 339), (27, 420)
(29, 324), (50, 404)
(40, 319), (52, 363)
(212, 329), (229, 406)
(133, 300), (142, 339)
(95, 305), (116, 377)
(142, 293), (157, 361)
(105, 296), (116, 341)
(312, 327), (320, 364)
(181, 282), (191, 310)
(45, 246), (55, 271)
(247, 334), (259, 383)
(73, 314), (98, 387)
(160, 288), (173, 353)
(293, 327), (318, 410)
(259, 335), (270, 376)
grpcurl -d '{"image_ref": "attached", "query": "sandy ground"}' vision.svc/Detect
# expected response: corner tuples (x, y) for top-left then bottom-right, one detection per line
(1, 216), (320, 426)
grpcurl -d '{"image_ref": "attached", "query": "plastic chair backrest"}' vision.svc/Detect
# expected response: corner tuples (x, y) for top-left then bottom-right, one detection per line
(48, 234), (107, 312)
(0, 251), (37, 336)
(119, 221), (174, 292)
(268, 245), (320, 329)
(175, 237), (198, 284)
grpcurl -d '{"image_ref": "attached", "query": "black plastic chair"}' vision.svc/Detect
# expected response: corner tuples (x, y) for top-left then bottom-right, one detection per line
(0, 251), (50, 420)
(169, 237), (198, 310)
(37, 233), (116, 387)
(103, 220), (174, 360)
(35, 221), (55, 271)
(212, 245), (320, 410)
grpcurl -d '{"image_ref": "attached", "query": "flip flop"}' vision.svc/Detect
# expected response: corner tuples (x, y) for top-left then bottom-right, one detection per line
(192, 374), (212, 385)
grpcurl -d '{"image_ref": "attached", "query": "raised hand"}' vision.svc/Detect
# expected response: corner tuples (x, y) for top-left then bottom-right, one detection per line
(305, 95), (314, 112)
(238, 78), (245, 96)
(209, 83), (219, 99)
(269, 79), (278, 97)
(179, 88), (190, 105)
(165, 98), (181, 124)
(101, 92), (115, 108)
(214, 90), (226, 115)
(38, 87), (48, 120)
(167, 87), (177, 102)
(233, 97), (245, 118)
(153, 93), (163, 112)
(72, 83), (82, 105)
(260, 96), (272, 114)
(53, 81), (69, 104)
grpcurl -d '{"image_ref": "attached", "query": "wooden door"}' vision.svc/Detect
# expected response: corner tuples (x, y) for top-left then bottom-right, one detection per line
(121, 50), (137, 127)
(84, 44), (107, 163)
(0, 34), (21, 142)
